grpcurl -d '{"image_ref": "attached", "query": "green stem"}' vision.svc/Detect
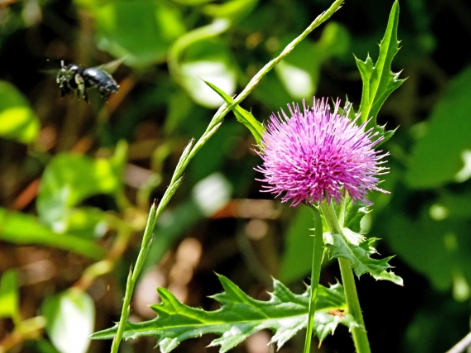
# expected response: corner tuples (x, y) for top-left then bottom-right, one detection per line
(110, 201), (159, 353)
(320, 201), (371, 353)
(303, 205), (324, 353)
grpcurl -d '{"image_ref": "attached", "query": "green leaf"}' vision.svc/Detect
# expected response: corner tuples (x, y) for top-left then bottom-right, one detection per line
(92, 275), (356, 352)
(0, 81), (39, 143)
(78, 0), (186, 67)
(37, 151), (124, 235)
(343, 197), (369, 233)
(42, 289), (95, 353)
(406, 65), (471, 188)
(0, 207), (105, 259)
(356, 0), (404, 137)
(0, 270), (20, 322)
(205, 80), (265, 143)
(379, 211), (471, 299)
(326, 231), (403, 286)
(61, 207), (109, 240)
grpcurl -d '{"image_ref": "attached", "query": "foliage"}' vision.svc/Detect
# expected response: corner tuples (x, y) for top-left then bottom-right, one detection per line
(355, 0), (404, 140)
(0, 81), (39, 143)
(41, 289), (95, 353)
(0, 0), (471, 352)
(92, 275), (354, 353)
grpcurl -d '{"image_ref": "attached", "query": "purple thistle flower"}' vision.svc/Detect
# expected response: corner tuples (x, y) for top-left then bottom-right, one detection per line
(255, 98), (389, 206)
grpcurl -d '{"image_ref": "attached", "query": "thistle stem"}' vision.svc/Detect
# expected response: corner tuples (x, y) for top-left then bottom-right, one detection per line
(320, 201), (371, 353)
(303, 205), (324, 353)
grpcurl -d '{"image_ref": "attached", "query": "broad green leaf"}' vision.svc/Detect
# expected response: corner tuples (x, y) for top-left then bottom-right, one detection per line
(379, 211), (471, 299)
(77, 0), (186, 67)
(0, 81), (39, 143)
(37, 149), (124, 234)
(42, 289), (95, 353)
(438, 191), (471, 219)
(406, 65), (471, 188)
(356, 0), (404, 138)
(0, 207), (105, 259)
(92, 275), (356, 352)
(0, 270), (20, 322)
(205, 80), (265, 143)
(326, 231), (403, 285)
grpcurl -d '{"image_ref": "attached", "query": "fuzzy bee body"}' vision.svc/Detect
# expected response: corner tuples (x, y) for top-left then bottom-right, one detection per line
(56, 60), (119, 102)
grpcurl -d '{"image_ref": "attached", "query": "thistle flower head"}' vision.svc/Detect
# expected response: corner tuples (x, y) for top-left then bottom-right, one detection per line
(255, 98), (388, 206)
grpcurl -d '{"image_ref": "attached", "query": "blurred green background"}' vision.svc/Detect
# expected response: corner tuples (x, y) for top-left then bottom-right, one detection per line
(0, 0), (471, 352)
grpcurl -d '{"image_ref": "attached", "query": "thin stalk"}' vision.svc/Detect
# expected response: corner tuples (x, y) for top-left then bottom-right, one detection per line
(320, 201), (371, 353)
(110, 201), (159, 353)
(303, 205), (324, 353)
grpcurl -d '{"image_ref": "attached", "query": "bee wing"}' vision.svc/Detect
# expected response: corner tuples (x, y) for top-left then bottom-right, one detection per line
(39, 69), (60, 77)
(96, 57), (126, 74)
(39, 59), (67, 77)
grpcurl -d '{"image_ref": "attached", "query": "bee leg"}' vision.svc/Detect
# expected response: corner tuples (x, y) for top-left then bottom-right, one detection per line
(74, 73), (88, 102)
(99, 87), (110, 101)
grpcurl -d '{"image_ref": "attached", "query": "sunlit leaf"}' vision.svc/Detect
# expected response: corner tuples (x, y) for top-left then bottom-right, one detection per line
(36, 147), (125, 235)
(62, 207), (109, 240)
(42, 289), (95, 353)
(179, 39), (238, 108)
(0, 207), (105, 259)
(355, 0), (403, 141)
(0, 81), (39, 143)
(0, 270), (20, 321)
(92, 275), (356, 352)
(326, 231), (403, 285)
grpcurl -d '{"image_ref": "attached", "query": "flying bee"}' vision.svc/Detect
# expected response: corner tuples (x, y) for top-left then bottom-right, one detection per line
(56, 60), (120, 102)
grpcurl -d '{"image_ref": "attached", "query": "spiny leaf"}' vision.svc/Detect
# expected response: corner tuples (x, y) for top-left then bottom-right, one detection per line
(356, 0), (404, 141)
(91, 275), (357, 352)
(343, 200), (369, 233)
(205, 80), (265, 143)
(326, 231), (403, 286)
